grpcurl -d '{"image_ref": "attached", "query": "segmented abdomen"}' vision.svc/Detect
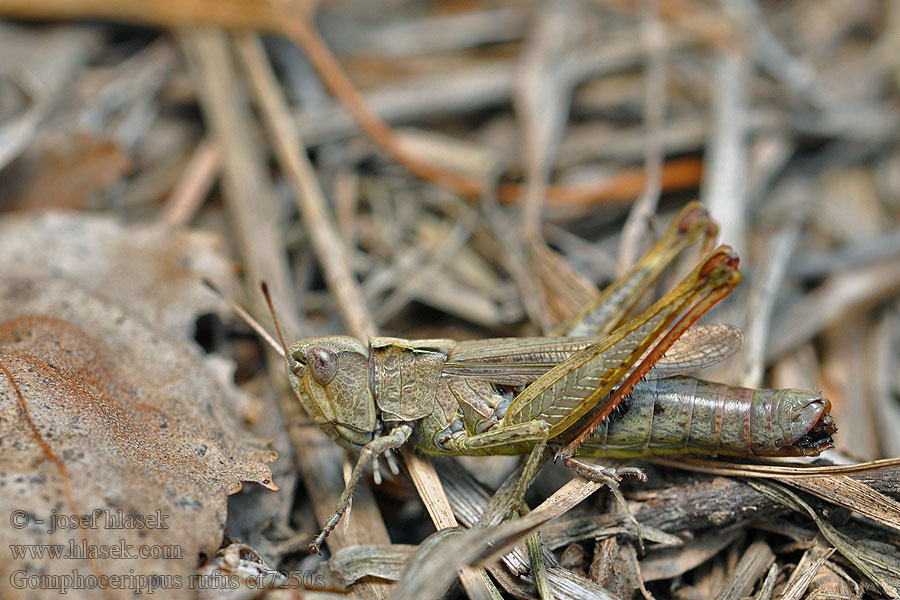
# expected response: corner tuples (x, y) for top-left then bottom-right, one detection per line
(578, 376), (833, 458)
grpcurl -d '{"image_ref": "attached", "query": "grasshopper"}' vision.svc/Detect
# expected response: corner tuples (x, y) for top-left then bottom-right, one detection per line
(259, 203), (835, 553)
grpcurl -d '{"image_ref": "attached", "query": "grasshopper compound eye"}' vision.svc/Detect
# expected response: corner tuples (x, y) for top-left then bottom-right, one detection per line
(308, 346), (338, 385)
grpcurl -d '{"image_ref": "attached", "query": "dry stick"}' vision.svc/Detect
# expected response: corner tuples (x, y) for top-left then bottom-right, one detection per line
(401, 449), (491, 599)
(700, 34), (748, 260)
(779, 545), (835, 600)
(234, 34), (374, 341)
(615, 0), (665, 278)
(179, 28), (299, 335)
(392, 477), (613, 600)
(713, 539), (775, 600)
(734, 227), (798, 388)
(233, 34), (494, 599)
(181, 28), (390, 600)
(515, 0), (575, 241)
(500, 157), (704, 207)
(0, 1), (702, 210)
(434, 458), (622, 600)
(513, 1), (578, 334)
(514, 9), (624, 327)
(278, 16), (484, 199)
(159, 138), (220, 226)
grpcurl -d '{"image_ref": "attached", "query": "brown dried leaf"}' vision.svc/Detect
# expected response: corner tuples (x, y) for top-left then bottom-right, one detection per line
(0, 277), (276, 599)
(8, 134), (132, 210)
(0, 278), (277, 598)
(0, 211), (237, 340)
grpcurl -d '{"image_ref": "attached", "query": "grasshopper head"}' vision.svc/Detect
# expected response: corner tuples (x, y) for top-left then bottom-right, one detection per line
(285, 335), (377, 450)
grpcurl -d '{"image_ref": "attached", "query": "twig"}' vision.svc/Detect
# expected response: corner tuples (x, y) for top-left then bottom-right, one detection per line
(401, 448), (494, 599)
(178, 28), (299, 334)
(159, 138), (220, 227)
(278, 15), (485, 198)
(734, 226), (799, 388)
(499, 157), (703, 207)
(713, 539), (774, 600)
(700, 28), (749, 259)
(235, 33), (375, 340)
(615, 0), (665, 277)
(512, 0), (585, 333)
(515, 0), (578, 240)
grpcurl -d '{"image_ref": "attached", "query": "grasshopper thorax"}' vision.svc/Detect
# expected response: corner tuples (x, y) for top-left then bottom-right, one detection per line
(286, 335), (378, 450)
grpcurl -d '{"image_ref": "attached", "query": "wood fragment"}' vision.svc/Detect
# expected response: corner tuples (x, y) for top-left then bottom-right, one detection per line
(589, 536), (639, 599)
(714, 539), (775, 600)
(700, 37), (748, 259)
(159, 138), (220, 226)
(734, 227), (799, 388)
(234, 33), (375, 340)
(775, 542), (834, 600)
(804, 561), (857, 600)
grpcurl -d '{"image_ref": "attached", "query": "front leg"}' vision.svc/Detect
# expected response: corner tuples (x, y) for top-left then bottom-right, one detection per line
(310, 424), (412, 553)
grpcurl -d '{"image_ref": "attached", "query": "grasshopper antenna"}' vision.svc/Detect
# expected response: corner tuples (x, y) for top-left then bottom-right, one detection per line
(202, 278), (286, 360)
(260, 281), (294, 364)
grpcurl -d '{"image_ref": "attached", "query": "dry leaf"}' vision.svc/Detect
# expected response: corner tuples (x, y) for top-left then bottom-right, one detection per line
(0, 213), (281, 598)
(0, 209), (262, 421)
(0, 278), (277, 599)
(0, 211), (237, 340)
(6, 134), (131, 210)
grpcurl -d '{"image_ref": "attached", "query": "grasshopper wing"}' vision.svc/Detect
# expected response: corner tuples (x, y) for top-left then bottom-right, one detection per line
(441, 323), (742, 386)
(645, 323), (743, 379)
(442, 336), (600, 385)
